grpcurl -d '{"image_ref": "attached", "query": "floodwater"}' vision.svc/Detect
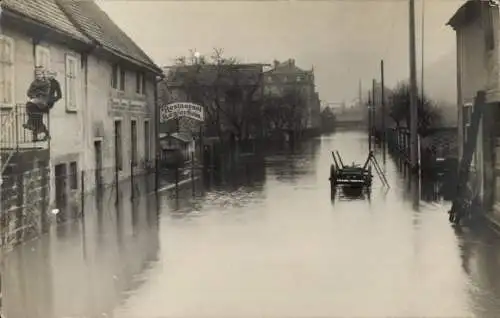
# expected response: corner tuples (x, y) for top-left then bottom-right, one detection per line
(4, 131), (500, 318)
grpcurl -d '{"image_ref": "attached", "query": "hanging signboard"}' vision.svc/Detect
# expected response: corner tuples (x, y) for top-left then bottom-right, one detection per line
(160, 102), (204, 123)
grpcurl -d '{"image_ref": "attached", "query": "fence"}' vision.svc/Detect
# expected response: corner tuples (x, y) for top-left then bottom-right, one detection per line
(0, 105), (50, 146)
(386, 126), (458, 179)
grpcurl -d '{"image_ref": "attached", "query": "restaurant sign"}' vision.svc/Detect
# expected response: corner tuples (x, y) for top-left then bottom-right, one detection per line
(160, 102), (204, 123)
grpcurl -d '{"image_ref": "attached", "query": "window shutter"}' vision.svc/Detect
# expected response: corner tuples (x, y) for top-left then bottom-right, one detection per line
(65, 55), (78, 112)
(0, 37), (14, 107)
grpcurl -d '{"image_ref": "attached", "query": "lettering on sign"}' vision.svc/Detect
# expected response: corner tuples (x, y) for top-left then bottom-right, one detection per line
(160, 102), (204, 123)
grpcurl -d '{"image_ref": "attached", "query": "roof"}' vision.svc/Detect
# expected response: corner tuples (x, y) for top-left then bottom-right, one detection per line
(56, 0), (161, 73)
(447, 0), (486, 29)
(1, 0), (91, 43)
(266, 59), (310, 74)
(160, 132), (193, 143)
(165, 63), (264, 87)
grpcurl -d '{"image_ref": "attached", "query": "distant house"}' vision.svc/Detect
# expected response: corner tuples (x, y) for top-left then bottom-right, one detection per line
(447, 0), (500, 221)
(160, 63), (266, 140)
(159, 132), (196, 163)
(263, 59), (321, 135)
(0, 0), (162, 244)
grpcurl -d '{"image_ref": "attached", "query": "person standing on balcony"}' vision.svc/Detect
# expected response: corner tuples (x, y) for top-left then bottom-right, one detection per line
(47, 71), (62, 110)
(23, 66), (51, 141)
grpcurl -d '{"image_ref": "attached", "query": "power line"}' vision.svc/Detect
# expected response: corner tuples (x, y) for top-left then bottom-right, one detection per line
(97, 0), (466, 2)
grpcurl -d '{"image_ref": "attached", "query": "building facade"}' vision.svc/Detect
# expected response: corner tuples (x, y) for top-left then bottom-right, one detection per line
(263, 59), (321, 135)
(448, 0), (500, 222)
(0, 0), (161, 244)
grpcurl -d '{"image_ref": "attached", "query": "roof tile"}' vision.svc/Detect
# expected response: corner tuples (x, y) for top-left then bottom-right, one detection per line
(56, 0), (160, 71)
(1, 0), (90, 43)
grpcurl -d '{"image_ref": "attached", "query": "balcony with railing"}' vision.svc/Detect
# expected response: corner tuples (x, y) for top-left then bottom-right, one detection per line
(1, 104), (50, 173)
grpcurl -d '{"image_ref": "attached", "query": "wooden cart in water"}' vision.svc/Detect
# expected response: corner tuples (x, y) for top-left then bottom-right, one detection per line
(329, 150), (389, 193)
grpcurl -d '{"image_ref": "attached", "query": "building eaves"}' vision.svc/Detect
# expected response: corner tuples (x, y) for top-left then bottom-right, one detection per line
(447, 0), (483, 30)
(1, 0), (91, 43)
(56, 0), (162, 74)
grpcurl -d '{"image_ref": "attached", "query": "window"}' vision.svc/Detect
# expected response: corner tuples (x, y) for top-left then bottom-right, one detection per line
(35, 46), (50, 73)
(111, 64), (118, 89)
(296, 76), (302, 82)
(136, 72), (146, 95)
(114, 120), (123, 171)
(111, 64), (125, 91)
(144, 120), (151, 161)
(464, 102), (473, 142)
(120, 67), (125, 91)
(0, 35), (14, 107)
(131, 119), (138, 166)
(69, 161), (78, 190)
(65, 54), (78, 112)
(486, 7), (495, 51)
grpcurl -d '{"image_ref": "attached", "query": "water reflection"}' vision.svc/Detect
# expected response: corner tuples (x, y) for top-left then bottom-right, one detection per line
(266, 139), (321, 185)
(331, 186), (371, 204)
(455, 227), (500, 317)
(161, 157), (267, 219)
(8, 132), (500, 318)
(2, 179), (161, 318)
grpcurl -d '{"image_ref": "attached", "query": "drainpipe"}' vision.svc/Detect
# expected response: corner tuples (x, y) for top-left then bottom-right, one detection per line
(154, 75), (161, 192)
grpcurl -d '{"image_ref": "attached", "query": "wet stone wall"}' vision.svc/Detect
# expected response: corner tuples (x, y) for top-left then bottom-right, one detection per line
(0, 149), (50, 250)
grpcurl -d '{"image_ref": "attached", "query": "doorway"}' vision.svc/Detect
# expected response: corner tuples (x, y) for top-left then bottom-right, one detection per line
(54, 163), (67, 209)
(94, 140), (103, 189)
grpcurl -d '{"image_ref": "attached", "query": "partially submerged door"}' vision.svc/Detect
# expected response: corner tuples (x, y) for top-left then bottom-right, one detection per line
(54, 163), (67, 210)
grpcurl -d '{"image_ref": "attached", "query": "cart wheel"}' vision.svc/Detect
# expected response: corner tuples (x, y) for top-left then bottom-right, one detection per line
(330, 166), (338, 185)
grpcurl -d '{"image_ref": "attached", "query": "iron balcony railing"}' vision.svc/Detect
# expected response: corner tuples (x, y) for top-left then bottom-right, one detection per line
(0, 104), (50, 174)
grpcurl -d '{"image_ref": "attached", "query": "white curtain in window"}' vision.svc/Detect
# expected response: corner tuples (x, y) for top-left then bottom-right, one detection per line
(65, 55), (78, 111)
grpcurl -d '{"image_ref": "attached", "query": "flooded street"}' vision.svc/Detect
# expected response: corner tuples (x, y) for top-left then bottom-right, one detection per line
(4, 131), (500, 318)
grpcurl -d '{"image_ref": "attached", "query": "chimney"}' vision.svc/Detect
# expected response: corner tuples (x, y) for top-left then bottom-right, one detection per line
(289, 58), (295, 67)
(273, 60), (279, 68)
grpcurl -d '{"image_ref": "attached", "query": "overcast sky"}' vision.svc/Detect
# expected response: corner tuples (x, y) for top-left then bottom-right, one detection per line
(97, 0), (464, 104)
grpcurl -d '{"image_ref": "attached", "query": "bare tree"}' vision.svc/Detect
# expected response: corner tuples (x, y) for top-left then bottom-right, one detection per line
(162, 48), (264, 141)
(388, 81), (441, 135)
(262, 86), (308, 135)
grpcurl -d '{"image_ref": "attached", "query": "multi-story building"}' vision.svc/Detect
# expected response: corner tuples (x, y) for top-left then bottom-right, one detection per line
(263, 59), (321, 136)
(447, 0), (500, 224)
(0, 0), (162, 246)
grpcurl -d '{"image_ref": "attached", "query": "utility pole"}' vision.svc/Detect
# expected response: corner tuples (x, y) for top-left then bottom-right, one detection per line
(372, 78), (376, 144)
(409, 0), (419, 172)
(358, 79), (362, 108)
(421, 0), (425, 103)
(368, 91), (372, 152)
(381, 60), (386, 163)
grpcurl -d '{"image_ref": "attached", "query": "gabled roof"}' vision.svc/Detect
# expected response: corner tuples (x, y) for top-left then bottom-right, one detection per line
(447, 0), (485, 29)
(1, 0), (161, 74)
(1, 0), (91, 43)
(56, 0), (161, 73)
(160, 132), (193, 143)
